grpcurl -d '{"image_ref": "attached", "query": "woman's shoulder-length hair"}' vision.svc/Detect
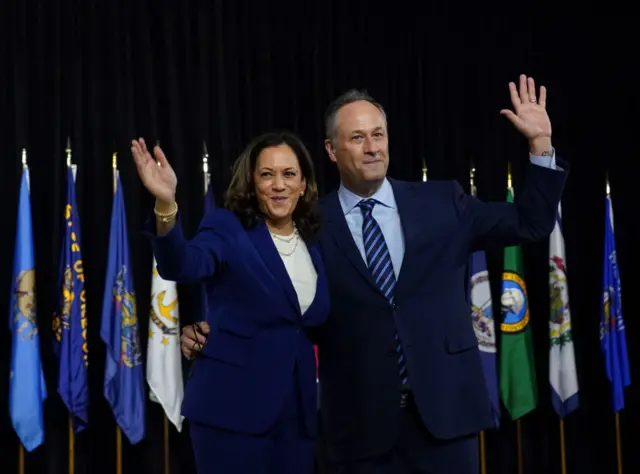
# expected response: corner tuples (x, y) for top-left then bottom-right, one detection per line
(223, 130), (321, 242)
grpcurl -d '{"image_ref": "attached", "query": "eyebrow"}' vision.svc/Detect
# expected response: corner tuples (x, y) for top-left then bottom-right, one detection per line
(351, 126), (384, 134)
(259, 167), (298, 171)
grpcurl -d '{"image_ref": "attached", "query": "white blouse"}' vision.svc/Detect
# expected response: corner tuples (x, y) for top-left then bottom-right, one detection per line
(270, 229), (317, 315)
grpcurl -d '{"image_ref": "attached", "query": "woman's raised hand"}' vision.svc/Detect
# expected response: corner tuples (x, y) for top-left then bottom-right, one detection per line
(131, 138), (177, 206)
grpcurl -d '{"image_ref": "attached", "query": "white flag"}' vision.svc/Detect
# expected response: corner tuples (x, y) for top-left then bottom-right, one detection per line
(146, 257), (184, 431)
(549, 204), (579, 417)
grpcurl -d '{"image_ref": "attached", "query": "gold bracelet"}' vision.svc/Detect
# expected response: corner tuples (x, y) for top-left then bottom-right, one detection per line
(154, 202), (178, 223)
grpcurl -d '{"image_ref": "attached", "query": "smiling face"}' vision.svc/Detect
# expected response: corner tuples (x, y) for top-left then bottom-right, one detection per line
(253, 144), (306, 232)
(324, 100), (389, 197)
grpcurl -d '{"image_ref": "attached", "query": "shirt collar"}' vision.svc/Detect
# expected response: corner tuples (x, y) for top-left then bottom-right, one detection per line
(337, 178), (396, 215)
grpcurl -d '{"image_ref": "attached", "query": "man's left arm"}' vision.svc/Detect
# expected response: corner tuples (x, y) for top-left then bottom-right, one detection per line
(456, 74), (570, 250)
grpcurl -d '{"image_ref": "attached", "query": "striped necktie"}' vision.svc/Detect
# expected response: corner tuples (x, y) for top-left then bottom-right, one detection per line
(357, 199), (408, 386)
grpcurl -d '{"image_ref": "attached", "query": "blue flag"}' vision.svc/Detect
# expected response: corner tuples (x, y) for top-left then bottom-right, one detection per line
(100, 173), (145, 444)
(468, 250), (500, 427)
(201, 180), (216, 319)
(53, 167), (89, 432)
(9, 167), (47, 451)
(600, 191), (630, 413)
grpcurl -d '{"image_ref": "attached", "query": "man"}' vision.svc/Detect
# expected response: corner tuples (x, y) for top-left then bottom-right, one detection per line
(181, 75), (568, 473)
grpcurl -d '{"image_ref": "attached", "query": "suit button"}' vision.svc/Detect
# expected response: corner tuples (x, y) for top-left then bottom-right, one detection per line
(392, 303), (398, 310)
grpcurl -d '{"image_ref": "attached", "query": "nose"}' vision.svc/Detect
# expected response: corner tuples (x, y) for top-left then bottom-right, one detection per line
(363, 136), (378, 155)
(273, 174), (285, 190)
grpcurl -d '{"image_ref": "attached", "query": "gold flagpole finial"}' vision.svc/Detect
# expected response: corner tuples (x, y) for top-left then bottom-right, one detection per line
(421, 158), (427, 182)
(65, 137), (72, 168)
(112, 152), (117, 170)
(21, 148), (27, 168)
(507, 161), (512, 189)
(606, 172), (611, 196)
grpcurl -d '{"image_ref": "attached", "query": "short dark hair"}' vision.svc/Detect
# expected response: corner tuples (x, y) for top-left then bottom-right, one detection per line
(324, 89), (387, 142)
(224, 131), (321, 241)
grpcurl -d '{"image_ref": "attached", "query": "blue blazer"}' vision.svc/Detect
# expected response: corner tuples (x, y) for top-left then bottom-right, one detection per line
(313, 158), (569, 462)
(145, 208), (330, 438)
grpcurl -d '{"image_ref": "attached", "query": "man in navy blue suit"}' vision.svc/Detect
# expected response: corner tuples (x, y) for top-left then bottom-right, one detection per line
(182, 74), (568, 473)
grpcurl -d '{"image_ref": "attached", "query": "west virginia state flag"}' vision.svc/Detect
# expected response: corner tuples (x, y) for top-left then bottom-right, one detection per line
(549, 203), (579, 418)
(146, 258), (184, 431)
(100, 172), (145, 444)
(9, 166), (47, 451)
(53, 166), (89, 432)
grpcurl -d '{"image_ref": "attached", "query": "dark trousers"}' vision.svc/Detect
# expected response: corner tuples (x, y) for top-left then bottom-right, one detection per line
(190, 377), (315, 474)
(333, 395), (478, 474)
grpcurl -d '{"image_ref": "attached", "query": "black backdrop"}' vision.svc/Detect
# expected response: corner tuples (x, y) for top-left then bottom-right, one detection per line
(1, 2), (638, 473)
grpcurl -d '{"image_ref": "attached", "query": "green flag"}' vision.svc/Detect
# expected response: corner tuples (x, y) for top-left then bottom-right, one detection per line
(499, 186), (538, 420)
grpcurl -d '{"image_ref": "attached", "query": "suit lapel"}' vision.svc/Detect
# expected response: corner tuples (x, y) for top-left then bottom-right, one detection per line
(322, 192), (381, 295)
(246, 220), (300, 315)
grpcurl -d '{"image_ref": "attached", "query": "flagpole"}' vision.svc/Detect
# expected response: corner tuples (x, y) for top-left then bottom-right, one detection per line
(112, 151), (123, 474)
(469, 163), (488, 474)
(559, 418), (566, 474)
(506, 162), (524, 474)
(203, 141), (209, 196)
(65, 137), (77, 474)
(615, 412), (622, 474)
(18, 445), (24, 474)
(162, 415), (170, 474)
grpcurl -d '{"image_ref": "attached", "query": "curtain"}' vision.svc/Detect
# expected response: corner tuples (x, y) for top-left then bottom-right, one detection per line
(0, 2), (638, 472)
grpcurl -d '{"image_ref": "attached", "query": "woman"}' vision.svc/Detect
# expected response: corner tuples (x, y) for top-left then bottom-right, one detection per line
(131, 131), (330, 474)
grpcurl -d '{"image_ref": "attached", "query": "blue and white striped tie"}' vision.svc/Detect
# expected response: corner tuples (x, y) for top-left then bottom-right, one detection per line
(357, 199), (408, 386)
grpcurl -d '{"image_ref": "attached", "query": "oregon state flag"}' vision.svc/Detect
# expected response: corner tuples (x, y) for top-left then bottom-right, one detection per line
(53, 166), (89, 432)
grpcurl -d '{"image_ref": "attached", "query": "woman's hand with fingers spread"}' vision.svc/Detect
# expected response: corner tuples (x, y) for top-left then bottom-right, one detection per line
(131, 138), (177, 206)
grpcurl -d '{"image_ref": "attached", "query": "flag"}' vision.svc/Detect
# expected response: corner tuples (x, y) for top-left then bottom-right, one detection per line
(9, 167), (47, 451)
(146, 258), (184, 431)
(202, 180), (215, 319)
(52, 166), (89, 432)
(469, 250), (500, 427)
(499, 186), (537, 420)
(600, 189), (630, 412)
(100, 173), (145, 444)
(549, 203), (579, 418)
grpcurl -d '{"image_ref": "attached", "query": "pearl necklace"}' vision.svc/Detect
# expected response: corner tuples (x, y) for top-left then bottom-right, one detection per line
(270, 228), (299, 257)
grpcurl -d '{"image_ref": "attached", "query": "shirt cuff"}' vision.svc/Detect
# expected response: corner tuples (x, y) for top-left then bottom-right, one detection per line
(529, 151), (561, 171)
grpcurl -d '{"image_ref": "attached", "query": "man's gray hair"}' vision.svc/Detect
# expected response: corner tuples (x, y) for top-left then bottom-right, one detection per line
(324, 89), (387, 143)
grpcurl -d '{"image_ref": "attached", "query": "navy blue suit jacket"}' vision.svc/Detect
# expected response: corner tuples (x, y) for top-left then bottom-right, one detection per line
(145, 208), (330, 438)
(312, 158), (569, 462)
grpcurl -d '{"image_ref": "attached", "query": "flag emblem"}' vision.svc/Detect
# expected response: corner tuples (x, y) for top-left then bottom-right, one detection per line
(500, 271), (529, 333)
(13, 269), (38, 340)
(470, 268), (496, 354)
(113, 267), (142, 368)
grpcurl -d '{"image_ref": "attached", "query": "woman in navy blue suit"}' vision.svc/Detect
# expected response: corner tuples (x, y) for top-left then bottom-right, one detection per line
(131, 131), (330, 474)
